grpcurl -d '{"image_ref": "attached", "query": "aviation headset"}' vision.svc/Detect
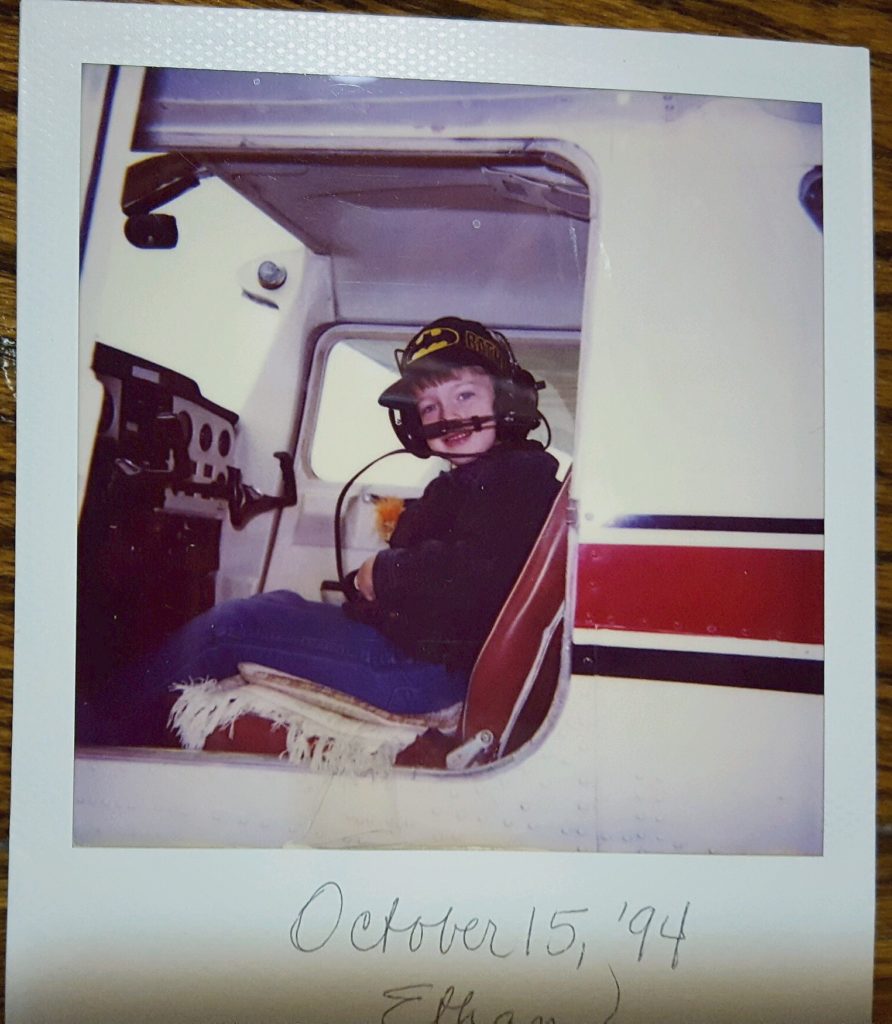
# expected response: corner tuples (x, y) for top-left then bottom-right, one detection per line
(377, 316), (544, 458)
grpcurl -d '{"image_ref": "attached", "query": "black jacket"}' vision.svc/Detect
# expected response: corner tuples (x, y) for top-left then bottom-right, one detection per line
(348, 441), (560, 670)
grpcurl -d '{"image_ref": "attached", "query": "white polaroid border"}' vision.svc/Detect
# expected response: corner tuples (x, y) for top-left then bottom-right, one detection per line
(12, 3), (875, 1022)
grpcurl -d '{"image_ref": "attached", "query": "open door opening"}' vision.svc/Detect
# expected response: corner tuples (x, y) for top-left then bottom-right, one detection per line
(76, 67), (591, 789)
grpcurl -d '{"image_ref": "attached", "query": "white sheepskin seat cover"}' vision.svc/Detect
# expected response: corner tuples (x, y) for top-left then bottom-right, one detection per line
(168, 663), (461, 776)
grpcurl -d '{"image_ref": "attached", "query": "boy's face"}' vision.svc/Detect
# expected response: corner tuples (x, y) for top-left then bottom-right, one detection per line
(414, 366), (497, 464)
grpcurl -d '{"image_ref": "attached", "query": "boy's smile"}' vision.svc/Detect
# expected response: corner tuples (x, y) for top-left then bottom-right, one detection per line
(414, 367), (497, 464)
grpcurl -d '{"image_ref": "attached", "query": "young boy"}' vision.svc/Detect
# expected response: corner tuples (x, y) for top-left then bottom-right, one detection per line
(83, 317), (560, 745)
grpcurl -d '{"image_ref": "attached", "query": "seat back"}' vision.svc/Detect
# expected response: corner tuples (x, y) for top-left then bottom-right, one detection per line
(460, 472), (570, 762)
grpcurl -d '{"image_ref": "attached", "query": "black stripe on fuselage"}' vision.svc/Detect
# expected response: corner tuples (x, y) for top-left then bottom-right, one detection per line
(571, 645), (823, 695)
(607, 515), (824, 535)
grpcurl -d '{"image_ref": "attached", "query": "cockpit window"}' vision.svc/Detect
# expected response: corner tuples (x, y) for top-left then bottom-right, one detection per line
(311, 338), (436, 488)
(310, 333), (576, 486)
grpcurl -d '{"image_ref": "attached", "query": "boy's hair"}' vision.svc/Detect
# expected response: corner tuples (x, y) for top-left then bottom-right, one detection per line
(408, 361), (491, 397)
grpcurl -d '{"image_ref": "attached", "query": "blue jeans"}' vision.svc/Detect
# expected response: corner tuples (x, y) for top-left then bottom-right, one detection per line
(83, 591), (468, 746)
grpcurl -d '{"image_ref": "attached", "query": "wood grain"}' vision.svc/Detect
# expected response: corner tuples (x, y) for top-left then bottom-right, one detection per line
(1, 0), (889, 1018)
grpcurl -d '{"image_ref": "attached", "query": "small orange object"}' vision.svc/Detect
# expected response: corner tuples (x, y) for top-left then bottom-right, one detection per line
(374, 496), (405, 542)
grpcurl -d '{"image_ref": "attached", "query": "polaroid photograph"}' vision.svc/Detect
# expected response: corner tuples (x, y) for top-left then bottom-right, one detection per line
(9, 3), (876, 1022)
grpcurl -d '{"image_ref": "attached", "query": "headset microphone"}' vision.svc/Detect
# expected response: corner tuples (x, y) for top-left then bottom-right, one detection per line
(419, 415), (498, 440)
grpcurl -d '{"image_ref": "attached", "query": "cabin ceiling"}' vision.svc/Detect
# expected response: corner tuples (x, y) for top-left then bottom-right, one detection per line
(198, 154), (590, 329)
(134, 69), (595, 330)
(206, 157), (588, 255)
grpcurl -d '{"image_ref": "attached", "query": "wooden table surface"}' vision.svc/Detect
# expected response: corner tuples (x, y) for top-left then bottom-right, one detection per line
(0, 0), (888, 1018)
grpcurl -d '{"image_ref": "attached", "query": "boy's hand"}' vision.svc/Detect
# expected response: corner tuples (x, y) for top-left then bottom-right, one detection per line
(355, 555), (377, 601)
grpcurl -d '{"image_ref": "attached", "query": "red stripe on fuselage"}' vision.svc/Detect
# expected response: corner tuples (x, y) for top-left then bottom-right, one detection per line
(575, 545), (823, 644)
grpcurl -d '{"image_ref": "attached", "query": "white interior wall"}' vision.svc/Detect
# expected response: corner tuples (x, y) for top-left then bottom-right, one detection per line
(216, 250), (336, 601)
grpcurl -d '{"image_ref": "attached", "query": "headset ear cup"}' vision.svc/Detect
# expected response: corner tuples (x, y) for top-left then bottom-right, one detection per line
(495, 369), (540, 441)
(515, 369), (540, 418)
